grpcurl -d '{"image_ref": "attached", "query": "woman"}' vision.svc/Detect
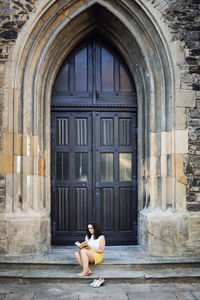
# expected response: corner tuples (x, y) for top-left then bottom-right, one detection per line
(75, 222), (105, 277)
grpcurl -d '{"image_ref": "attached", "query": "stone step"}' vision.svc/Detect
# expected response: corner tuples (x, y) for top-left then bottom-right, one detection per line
(1, 247), (200, 284)
(0, 261), (200, 270)
(0, 263), (200, 284)
(0, 266), (200, 284)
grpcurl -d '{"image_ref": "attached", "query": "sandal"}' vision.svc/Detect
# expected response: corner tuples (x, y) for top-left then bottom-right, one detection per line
(90, 278), (98, 287)
(91, 277), (104, 287)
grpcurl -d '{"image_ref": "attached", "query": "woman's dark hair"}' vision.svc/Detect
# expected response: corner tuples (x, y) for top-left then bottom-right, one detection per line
(86, 221), (102, 240)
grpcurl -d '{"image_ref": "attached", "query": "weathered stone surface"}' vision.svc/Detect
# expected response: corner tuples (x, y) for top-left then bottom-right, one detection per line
(0, 155), (13, 173)
(7, 216), (50, 254)
(190, 66), (200, 74)
(187, 203), (200, 211)
(139, 210), (200, 256)
(0, 0), (199, 257)
(176, 90), (196, 107)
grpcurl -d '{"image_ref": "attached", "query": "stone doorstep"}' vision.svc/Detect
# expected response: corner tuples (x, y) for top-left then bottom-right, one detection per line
(1, 246), (200, 265)
(0, 264), (200, 284)
(0, 262), (200, 272)
(1, 267), (200, 278)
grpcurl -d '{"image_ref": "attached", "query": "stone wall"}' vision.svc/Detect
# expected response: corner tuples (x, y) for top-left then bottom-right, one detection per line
(148, 0), (200, 212)
(0, 0), (36, 60)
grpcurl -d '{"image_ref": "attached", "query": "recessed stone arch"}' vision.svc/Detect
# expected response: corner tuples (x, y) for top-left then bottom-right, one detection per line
(6, 0), (183, 254)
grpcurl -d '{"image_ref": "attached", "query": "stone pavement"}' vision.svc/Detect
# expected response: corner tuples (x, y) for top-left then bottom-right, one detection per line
(0, 282), (200, 300)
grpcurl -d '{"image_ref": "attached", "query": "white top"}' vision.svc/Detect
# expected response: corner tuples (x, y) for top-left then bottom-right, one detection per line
(85, 235), (102, 251)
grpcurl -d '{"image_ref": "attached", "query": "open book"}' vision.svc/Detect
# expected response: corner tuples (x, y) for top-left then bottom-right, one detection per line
(74, 241), (90, 249)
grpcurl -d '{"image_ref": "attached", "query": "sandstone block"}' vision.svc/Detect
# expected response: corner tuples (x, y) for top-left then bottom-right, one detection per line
(7, 216), (50, 254)
(2, 133), (13, 155)
(22, 156), (38, 175)
(161, 131), (172, 155)
(175, 181), (187, 212)
(176, 107), (186, 129)
(176, 90), (196, 107)
(150, 156), (157, 176)
(175, 130), (188, 153)
(0, 155), (13, 173)
(150, 132), (158, 156)
(172, 154), (184, 177)
(38, 157), (48, 177)
(30, 135), (38, 157)
(14, 134), (22, 156)
(138, 211), (200, 256)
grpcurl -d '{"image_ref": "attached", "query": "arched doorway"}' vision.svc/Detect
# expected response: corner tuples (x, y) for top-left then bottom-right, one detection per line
(51, 35), (137, 245)
(7, 0), (177, 255)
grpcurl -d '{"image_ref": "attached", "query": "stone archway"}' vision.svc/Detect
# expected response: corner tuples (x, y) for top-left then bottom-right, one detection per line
(5, 0), (181, 255)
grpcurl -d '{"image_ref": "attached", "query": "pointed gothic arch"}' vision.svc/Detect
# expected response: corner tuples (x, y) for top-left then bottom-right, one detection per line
(6, 0), (180, 254)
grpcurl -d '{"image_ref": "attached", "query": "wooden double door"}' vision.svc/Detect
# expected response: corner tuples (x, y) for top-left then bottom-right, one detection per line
(51, 35), (137, 245)
(51, 110), (137, 245)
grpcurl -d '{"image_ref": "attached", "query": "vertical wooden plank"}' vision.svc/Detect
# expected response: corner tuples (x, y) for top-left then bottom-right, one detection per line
(114, 56), (120, 93)
(101, 119), (113, 146)
(69, 56), (75, 94)
(96, 42), (101, 93)
(76, 188), (88, 230)
(76, 119), (87, 146)
(75, 47), (87, 91)
(101, 188), (114, 230)
(88, 43), (93, 93)
(101, 46), (114, 92)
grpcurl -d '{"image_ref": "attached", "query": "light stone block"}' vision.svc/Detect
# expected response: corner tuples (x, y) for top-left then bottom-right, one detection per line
(31, 175), (39, 210)
(139, 210), (200, 256)
(176, 90), (196, 107)
(171, 154), (184, 177)
(22, 175), (31, 212)
(161, 131), (172, 155)
(22, 156), (38, 175)
(5, 173), (14, 213)
(176, 107), (186, 129)
(149, 177), (158, 210)
(7, 216), (50, 254)
(175, 181), (187, 213)
(175, 130), (188, 154)
(165, 177), (174, 208)
(150, 156), (157, 176)
(150, 133), (158, 156)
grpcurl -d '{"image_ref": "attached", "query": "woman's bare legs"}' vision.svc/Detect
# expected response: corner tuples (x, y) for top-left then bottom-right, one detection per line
(77, 248), (95, 276)
(75, 251), (83, 267)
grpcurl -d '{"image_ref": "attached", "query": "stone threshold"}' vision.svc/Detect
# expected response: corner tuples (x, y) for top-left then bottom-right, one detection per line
(0, 246), (200, 265)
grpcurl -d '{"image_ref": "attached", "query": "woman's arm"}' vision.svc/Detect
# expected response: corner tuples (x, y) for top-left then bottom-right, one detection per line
(95, 235), (105, 253)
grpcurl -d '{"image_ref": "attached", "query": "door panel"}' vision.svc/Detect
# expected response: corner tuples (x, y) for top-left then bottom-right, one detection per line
(51, 112), (93, 239)
(51, 110), (137, 245)
(94, 112), (137, 236)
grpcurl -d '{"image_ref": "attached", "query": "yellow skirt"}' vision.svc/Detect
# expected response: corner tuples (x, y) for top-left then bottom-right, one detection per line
(92, 250), (104, 265)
